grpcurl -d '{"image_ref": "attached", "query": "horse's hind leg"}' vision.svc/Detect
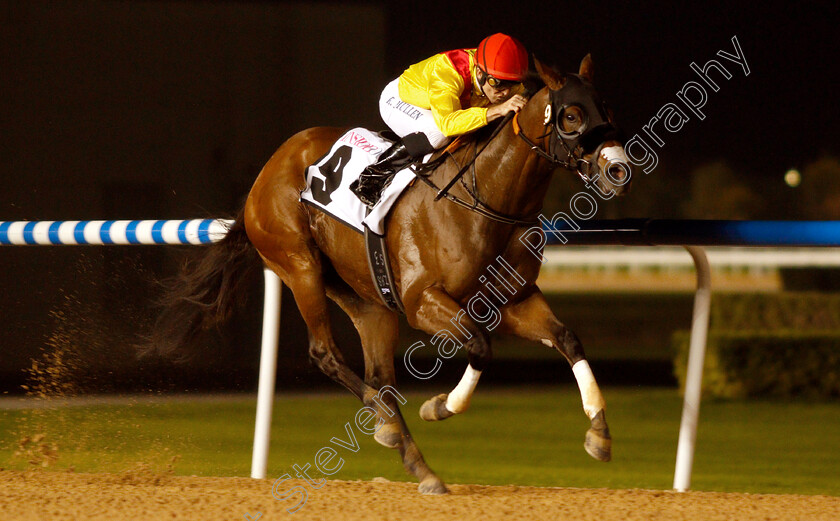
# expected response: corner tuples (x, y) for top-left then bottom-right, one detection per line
(328, 286), (448, 495)
(262, 255), (373, 402)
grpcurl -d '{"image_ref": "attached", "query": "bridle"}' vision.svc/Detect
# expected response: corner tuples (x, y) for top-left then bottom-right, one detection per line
(513, 74), (619, 185)
(512, 111), (593, 184)
(417, 74), (619, 226)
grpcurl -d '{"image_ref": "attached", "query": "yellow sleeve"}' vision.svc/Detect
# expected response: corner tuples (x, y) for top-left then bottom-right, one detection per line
(399, 53), (489, 137)
(427, 58), (489, 137)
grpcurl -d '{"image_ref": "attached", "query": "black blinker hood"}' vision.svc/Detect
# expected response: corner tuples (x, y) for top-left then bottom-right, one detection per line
(550, 74), (618, 153)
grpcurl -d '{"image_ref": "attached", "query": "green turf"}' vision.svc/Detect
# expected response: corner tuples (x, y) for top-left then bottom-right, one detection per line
(1, 387), (838, 496)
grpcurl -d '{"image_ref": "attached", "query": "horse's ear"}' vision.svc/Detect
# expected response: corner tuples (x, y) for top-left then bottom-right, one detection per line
(535, 56), (566, 90)
(579, 53), (594, 82)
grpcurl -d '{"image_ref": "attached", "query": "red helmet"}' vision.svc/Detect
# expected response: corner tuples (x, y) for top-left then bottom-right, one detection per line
(475, 33), (528, 81)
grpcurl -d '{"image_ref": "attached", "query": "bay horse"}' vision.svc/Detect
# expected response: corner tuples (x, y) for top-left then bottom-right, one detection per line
(149, 56), (631, 494)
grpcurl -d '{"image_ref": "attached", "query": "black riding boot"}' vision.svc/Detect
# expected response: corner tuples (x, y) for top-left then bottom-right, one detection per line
(350, 141), (414, 208)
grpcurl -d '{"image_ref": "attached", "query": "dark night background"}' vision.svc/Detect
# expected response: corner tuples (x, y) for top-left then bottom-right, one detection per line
(1, 1), (838, 393)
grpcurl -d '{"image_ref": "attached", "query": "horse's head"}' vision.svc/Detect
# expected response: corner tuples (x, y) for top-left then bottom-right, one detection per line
(532, 55), (632, 197)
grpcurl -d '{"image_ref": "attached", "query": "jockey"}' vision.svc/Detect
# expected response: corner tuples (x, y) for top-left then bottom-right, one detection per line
(351, 33), (529, 208)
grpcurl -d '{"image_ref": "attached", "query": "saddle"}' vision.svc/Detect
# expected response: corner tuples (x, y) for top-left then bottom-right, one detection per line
(298, 128), (416, 312)
(299, 127), (482, 313)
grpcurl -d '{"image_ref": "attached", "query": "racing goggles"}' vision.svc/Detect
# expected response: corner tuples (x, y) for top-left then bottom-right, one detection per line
(484, 73), (519, 90)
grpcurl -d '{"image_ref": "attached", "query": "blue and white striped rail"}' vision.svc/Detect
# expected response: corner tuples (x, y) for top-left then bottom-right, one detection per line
(0, 219), (233, 246)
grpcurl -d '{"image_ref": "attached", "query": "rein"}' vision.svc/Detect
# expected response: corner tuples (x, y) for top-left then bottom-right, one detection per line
(415, 111), (540, 227)
(415, 174), (538, 226)
(417, 87), (601, 226)
(432, 111), (516, 201)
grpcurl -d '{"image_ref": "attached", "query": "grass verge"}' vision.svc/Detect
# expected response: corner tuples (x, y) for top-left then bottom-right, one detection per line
(1, 387), (838, 496)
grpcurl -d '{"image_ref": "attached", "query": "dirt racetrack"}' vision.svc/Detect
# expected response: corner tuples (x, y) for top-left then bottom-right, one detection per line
(1, 470), (839, 521)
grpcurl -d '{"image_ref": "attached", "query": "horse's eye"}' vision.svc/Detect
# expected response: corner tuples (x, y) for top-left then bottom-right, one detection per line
(566, 113), (577, 122)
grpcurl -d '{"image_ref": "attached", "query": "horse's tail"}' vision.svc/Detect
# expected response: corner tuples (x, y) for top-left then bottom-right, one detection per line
(140, 207), (260, 360)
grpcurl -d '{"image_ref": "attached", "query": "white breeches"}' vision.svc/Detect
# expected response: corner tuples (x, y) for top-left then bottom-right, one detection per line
(378, 78), (450, 150)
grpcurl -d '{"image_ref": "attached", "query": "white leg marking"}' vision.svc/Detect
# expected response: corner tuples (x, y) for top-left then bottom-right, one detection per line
(445, 365), (482, 414)
(572, 360), (606, 419)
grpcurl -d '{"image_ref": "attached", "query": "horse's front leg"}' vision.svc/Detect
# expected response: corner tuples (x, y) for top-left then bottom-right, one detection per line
(404, 286), (491, 421)
(498, 287), (611, 462)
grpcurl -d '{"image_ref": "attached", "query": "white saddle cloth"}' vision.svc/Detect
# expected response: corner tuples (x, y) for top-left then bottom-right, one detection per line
(299, 128), (417, 236)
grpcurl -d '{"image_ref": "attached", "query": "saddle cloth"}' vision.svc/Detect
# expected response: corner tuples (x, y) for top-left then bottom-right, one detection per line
(299, 128), (417, 236)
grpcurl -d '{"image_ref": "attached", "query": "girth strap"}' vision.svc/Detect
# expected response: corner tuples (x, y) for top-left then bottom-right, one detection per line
(364, 226), (405, 313)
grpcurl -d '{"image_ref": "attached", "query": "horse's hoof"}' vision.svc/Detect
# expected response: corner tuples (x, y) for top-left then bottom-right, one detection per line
(584, 410), (612, 462)
(419, 394), (454, 422)
(418, 476), (448, 495)
(585, 429), (612, 462)
(373, 422), (401, 449)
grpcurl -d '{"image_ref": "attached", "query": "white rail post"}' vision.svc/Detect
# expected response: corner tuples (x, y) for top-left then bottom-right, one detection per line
(250, 268), (282, 479)
(673, 245), (712, 491)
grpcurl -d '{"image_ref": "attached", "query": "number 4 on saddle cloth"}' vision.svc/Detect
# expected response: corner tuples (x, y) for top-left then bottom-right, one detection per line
(299, 128), (418, 237)
(299, 127), (421, 312)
